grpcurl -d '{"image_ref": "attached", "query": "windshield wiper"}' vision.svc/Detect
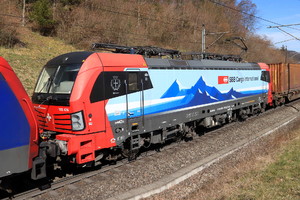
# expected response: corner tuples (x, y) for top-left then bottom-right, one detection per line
(36, 76), (54, 101)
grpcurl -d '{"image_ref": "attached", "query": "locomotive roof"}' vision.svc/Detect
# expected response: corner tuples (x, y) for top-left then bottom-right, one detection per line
(145, 58), (260, 70)
(45, 51), (94, 66)
(44, 52), (260, 71)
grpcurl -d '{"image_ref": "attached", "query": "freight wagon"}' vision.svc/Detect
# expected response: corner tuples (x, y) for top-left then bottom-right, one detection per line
(268, 63), (300, 105)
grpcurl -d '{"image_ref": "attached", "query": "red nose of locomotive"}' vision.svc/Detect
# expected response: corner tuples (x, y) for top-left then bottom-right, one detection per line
(32, 52), (94, 135)
(34, 104), (80, 135)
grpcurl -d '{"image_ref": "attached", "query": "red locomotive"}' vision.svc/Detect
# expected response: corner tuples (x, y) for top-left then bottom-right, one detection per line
(31, 49), (274, 176)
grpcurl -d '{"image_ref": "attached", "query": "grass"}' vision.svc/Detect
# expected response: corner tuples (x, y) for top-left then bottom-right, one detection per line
(227, 136), (300, 200)
(0, 29), (79, 95)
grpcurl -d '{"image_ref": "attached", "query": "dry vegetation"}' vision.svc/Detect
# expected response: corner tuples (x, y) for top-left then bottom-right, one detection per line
(0, 29), (77, 95)
(0, 0), (291, 63)
(184, 118), (300, 200)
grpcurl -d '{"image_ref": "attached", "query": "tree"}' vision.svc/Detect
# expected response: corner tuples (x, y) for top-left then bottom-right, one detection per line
(0, 16), (23, 48)
(237, 0), (257, 31)
(30, 0), (56, 35)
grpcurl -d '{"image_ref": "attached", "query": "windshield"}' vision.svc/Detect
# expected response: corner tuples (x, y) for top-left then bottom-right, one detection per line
(35, 64), (81, 94)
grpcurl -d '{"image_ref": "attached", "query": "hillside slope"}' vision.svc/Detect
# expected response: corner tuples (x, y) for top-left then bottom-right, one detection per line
(2, 0), (289, 63)
(0, 29), (78, 95)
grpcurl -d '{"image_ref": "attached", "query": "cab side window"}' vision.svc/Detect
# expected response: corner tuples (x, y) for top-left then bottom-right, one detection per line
(90, 71), (153, 103)
(128, 72), (139, 92)
(261, 71), (270, 83)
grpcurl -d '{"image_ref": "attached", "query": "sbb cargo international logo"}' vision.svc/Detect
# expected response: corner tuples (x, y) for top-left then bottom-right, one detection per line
(218, 76), (228, 84)
(218, 76), (259, 84)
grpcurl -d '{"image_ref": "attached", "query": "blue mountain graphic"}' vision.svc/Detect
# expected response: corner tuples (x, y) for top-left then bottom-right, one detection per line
(161, 76), (251, 106)
(108, 76), (264, 121)
(206, 86), (227, 100)
(226, 87), (245, 98)
(190, 76), (206, 94)
(161, 79), (182, 98)
(182, 89), (218, 107)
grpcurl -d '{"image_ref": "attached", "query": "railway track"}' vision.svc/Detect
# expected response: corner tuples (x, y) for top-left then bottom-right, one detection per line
(2, 100), (300, 200)
(116, 115), (298, 200)
(2, 136), (180, 199)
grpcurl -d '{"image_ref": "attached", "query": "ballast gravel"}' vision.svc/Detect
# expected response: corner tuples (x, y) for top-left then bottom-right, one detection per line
(34, 102), (300, 200)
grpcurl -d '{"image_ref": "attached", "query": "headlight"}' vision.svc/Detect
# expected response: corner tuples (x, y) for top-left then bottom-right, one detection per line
(71, 111), (85, 131)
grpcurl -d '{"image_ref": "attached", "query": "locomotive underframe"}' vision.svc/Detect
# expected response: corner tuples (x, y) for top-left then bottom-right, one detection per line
(272, 89), (300, 106)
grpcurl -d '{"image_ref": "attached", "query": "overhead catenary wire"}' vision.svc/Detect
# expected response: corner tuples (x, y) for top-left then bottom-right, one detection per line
(0, 5), (202, 45)
(85, 3), (233, 48)
(76, 4), (207, 45)
(277, 27), (300, 41)
(0, 1), (278, 33)
(3, 0), (298, 51)
(96, 2), (300, 52)
(71, 23), (202, 45)
(207, 0), (300, 32)
(268, 24), (300, 43)
(274, 38), (296, 44)
(93, 1), (300, 48)
(98, 5), (183, 27)
(268, 23), (300, 29)
(2, 1), (299, 32)
(208, 0), (300, 47)
(111, 0), (202, 27)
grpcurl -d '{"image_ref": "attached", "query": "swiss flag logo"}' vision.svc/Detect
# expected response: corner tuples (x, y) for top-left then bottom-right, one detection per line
(218, 76), (229, 84)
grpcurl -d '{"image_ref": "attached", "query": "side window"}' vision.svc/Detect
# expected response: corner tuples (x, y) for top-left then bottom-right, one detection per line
(261, 71), (270, 83)
(266, 71), (270, 83)
(90, 73), (105, 103)
(90, 71), (153, 103)
(128, 72), (139, 92)
(127, 71), (153, 92)
(90, 72), (127, 103)
(142, 72), (153, 90)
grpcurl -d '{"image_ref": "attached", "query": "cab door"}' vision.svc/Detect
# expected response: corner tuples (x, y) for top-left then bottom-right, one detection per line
(125, 71), (145, 133)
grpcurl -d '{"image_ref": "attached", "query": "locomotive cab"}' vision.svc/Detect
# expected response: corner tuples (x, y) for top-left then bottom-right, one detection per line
(32, 52), (149, 166)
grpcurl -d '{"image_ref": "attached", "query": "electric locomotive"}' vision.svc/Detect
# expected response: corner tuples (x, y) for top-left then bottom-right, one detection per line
(32, 50), (272, 173)
(0, 57), (39, 190)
